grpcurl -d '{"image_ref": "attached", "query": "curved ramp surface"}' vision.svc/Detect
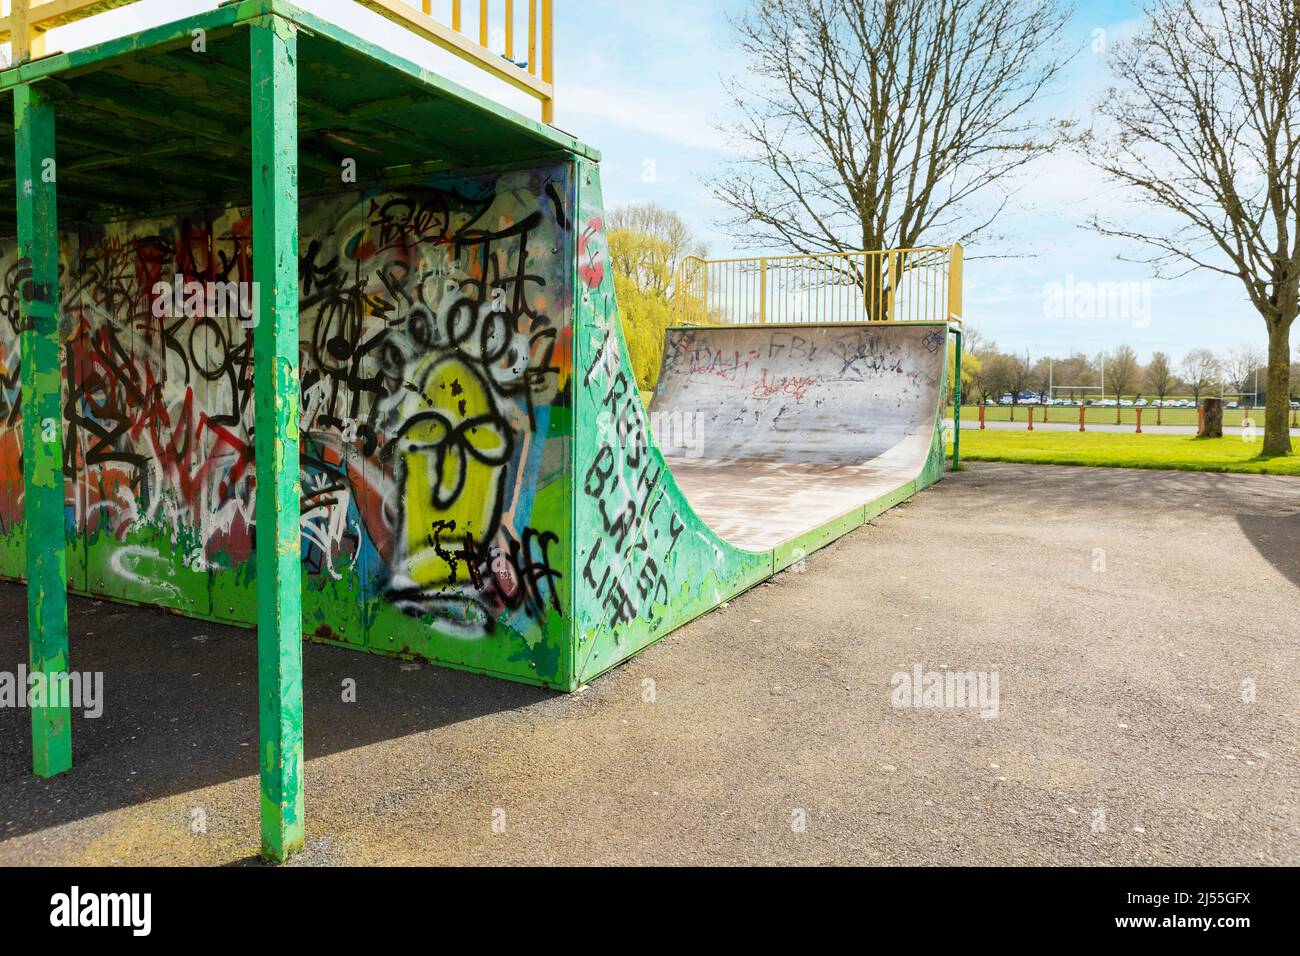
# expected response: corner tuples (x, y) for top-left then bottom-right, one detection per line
(650, 324), (949, 550)
(572, 160), (951, 687)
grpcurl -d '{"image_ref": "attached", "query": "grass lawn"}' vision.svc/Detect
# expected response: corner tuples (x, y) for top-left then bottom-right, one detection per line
(945, 404), (1299, 428)
(947, 430), (1300, 476)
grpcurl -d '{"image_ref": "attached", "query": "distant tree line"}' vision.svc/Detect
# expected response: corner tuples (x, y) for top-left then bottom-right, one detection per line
(954, 330), (1299, 418)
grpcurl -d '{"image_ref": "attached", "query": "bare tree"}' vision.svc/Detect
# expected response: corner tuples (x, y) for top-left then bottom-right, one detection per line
(1087, 0), (1300, 455)
(1145, 351), (1175, 424)
(709, 0), (1074, 268)
(1031, 356), (1053, 407)
(1105, 345), (1140, 423)
(1222, 345), (1266, 407)
(980, 351), (1016, 408)
(607, 204), (706, 299)
(1054, 352), (1096, 403)
(1007, 351), (1033, 419)
(968, 336), (1001, 404)
(1180, 348), (1221, 403)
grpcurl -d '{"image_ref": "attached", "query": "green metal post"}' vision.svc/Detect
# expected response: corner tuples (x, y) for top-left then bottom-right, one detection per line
(15, 82), (72, 778)
(953, 327), (962, 471)
(250, 15), (304, 863)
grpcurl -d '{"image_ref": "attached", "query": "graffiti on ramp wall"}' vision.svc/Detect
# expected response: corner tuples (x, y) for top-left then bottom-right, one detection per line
(0, 162), (575, 684)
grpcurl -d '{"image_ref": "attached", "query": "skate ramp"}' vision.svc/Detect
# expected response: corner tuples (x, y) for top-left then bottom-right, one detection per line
(650, 324), (948, 551)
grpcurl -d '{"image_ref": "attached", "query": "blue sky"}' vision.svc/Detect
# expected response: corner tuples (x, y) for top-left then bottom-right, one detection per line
(44, 0), (1282, 365)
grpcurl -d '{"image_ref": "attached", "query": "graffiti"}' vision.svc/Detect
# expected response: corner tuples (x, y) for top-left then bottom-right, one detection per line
(750, 369), (817, 402)
(0, 163), (575, 677)
(580, 367), (686, 631)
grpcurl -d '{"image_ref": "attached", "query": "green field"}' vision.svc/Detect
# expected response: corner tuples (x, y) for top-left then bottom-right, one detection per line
(947, 430), (1300, 475)
(946, 403), (1296, 428)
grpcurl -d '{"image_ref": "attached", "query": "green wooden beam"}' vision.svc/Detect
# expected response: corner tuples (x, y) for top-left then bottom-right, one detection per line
(250, 13), (305, 864)
(14, 82), (72, 779)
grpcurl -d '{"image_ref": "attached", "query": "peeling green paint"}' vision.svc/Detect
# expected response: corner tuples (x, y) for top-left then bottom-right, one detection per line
(14, 81), (72, 779)
(250, 14), (304, 863)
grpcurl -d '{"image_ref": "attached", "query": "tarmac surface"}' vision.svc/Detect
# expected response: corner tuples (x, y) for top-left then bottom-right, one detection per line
(1, 461), (1297, 865)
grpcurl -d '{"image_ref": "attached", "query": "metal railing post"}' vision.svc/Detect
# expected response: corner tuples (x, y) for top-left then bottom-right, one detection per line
(953, 328), (962, 470)
(948, 242), (964, 322)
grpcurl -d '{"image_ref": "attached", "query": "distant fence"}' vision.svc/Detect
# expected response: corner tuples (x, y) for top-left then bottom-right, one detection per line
(673, 245), (962, 326)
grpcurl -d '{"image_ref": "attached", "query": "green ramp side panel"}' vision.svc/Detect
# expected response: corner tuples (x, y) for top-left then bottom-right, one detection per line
(571, 157), (771, 686)
(915, 341), (950, 492)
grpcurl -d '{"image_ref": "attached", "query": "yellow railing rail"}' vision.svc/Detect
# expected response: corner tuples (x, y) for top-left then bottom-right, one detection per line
(1, 0), (557, 124)
(0, 0), (136, 62)
(358, 0), (554, 123)
(673, 245), (964, 326)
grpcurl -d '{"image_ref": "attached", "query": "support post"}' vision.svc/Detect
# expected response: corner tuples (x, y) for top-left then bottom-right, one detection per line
(952, 327), (961, 470)
(15, 82), (71, 778)
(250, 15), (304, 863)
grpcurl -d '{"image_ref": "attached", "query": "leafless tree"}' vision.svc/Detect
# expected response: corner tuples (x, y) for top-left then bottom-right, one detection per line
(709, 0), (1074, 263)
(1007, 350), (1033, 417)
(1104, 345), (1141, 423)
(1222, 344), (1266, 407)
(1087, 0), (1300, 455)
(1054, 352), (1097, 403)
(1179, 348), (1222, 403)
(1145, 351), (1175, 423)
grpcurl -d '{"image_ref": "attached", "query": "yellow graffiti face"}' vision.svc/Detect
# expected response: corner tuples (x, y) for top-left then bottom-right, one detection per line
(401, 357), (512, 586)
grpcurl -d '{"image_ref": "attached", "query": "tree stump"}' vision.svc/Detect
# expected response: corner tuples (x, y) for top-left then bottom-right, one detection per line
(1199, 398), (1223, 437)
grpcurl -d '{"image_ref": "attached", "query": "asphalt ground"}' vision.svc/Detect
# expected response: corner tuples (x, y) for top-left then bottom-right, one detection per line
(1, 461), (1296, 865)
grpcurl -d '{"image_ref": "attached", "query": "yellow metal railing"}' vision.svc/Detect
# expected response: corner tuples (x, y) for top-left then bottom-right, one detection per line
(1, 0), (136, 62)
(1, 0), (556, 124)
(359, 0), (554, 123)
(673, 245), (964, 327)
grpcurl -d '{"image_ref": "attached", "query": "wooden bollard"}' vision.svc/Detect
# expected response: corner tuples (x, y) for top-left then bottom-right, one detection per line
(1079, 404), (1085, 432)
(1197, 404), (1204, 432)
(1135, 406), (1142, 434)
(1028, 405), (1034, 431)
(979, 403), (986, 430)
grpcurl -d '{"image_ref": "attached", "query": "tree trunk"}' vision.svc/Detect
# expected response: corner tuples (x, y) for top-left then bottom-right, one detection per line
(1199, 398), (1223, 438)
(1263, 318), (1293, 456)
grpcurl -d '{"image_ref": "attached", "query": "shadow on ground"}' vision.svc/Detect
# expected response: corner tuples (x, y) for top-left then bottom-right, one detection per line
(1237, 513), (1300, 588)
(0, 585), (548, 840)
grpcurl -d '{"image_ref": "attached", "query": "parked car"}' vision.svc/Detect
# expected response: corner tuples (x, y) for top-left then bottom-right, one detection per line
(1226, 401), (1239, 409)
